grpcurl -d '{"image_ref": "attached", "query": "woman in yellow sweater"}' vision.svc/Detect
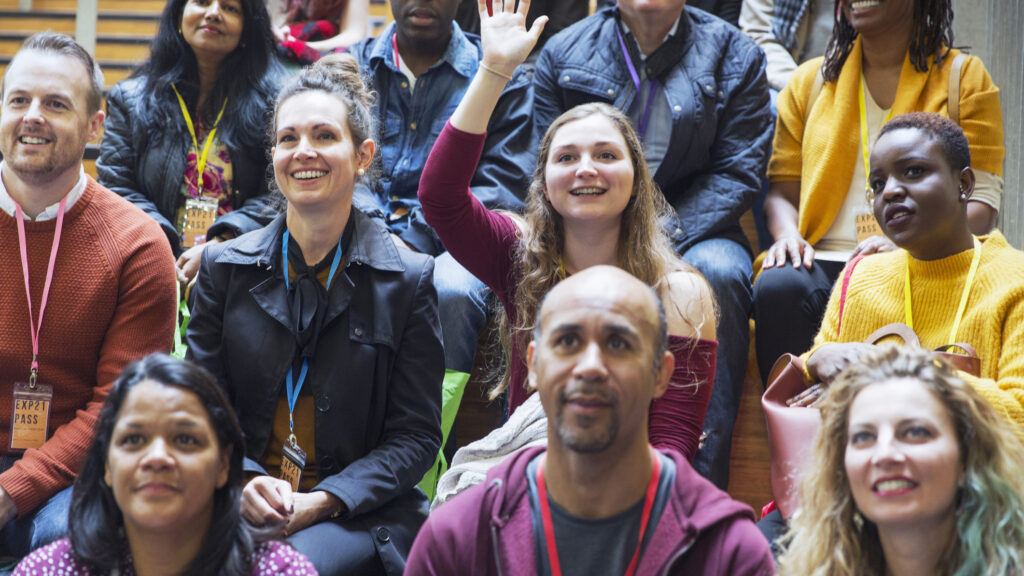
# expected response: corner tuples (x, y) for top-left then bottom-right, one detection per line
(804, 112), (1024, 426)
(752, 0), (1004, 383)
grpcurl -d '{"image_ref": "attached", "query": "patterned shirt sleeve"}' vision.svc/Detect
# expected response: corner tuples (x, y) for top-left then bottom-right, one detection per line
(250, 540), (319, 575)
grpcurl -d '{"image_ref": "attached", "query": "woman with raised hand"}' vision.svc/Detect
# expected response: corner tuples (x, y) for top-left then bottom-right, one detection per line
(778, 345), (1024, 575)
(98, 0), (284, 283)
(187, 53), (443, 576)
(14, 354), (316, 576)
(419, 0), (718, 461)
(753, 0), (1004, 384)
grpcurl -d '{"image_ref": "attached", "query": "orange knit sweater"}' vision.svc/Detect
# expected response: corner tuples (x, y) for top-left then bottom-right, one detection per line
(0, 178), (176, 515)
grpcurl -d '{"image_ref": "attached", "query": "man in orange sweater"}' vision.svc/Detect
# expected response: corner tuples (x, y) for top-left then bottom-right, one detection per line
(0, 33), (176, 556)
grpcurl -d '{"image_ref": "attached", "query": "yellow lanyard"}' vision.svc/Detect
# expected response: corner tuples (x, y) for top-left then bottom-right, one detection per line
(903, 236), (982, 343)
(171, 83), (228, 196)
(859, 77), (895, 196)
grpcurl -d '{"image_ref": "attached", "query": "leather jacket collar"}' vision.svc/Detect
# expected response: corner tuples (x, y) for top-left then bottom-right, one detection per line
(215, 209), (406, 274)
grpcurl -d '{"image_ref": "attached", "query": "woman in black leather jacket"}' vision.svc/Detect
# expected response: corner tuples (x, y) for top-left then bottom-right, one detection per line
(97, 0), (284, 281)
(186, 54), (443, 576)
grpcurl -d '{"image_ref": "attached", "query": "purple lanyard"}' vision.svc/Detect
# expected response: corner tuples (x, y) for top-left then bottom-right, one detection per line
(616, 24), (659, 140)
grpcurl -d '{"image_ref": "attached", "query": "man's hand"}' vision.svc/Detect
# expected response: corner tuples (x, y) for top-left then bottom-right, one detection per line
(806, 343), (875, 384)
(0, 487), (18, 526)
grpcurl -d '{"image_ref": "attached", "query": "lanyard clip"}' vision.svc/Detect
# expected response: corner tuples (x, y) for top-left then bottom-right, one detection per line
(29, 367), (38, 389)
(288, 433), (299, 450)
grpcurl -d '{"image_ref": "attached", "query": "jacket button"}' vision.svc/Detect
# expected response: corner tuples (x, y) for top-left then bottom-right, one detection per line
(316, 395), (331, 412)
(705, 83), (713, 92)
(718, 90), (724, 98)
(606, 88), (614, 96)
(562, 75), (570, 82)
(354, 327), (364, 337)
(673, 105), (682, 112)
(376, 527), (391, 543)
(410, 122), (417, 130)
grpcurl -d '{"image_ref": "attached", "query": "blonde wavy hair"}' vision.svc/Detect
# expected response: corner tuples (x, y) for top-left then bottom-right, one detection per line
(491, 102), (700, 399)
(777, 345), (1024, 576)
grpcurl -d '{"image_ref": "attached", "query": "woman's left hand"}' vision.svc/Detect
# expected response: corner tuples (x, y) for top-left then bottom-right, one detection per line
(850, 234), (896, 259)
(175, 243), (208, 284)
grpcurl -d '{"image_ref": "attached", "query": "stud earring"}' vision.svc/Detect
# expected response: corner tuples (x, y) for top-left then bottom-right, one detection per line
(357, 168), (365, 176)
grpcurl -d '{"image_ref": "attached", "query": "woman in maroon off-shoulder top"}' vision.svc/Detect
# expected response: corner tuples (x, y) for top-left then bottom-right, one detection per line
(418, 0), (718, 461)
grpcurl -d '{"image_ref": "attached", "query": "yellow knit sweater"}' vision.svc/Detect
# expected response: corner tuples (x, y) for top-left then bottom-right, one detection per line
(804, 231), (1024, 425)
(768, 38), (1004, 253)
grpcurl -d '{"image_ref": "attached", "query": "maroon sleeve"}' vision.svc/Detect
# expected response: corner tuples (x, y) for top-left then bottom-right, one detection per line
(418, 121), (522, 299)
(648, 336), (718, 461)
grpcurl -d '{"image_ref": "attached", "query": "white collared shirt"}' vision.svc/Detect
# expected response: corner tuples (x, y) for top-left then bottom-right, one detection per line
(0, 162), (87, 221)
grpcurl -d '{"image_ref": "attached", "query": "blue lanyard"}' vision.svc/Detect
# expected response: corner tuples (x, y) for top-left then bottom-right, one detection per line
(281, 229), (344, 437)
(616, 25), (659, 140)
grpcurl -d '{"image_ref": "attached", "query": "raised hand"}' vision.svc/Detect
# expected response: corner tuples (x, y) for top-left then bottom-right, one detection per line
(478, 0), (547, 77)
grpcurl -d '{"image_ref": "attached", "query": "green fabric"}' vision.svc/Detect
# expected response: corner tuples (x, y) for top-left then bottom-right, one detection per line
(172, 282), (190, 359)
(418, 369), (470, 501)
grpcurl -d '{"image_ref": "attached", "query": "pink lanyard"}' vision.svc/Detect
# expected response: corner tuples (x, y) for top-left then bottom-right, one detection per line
(15, 196), (68, 386)
(536, 447), (662, 576)
(392, 33), (400, 70)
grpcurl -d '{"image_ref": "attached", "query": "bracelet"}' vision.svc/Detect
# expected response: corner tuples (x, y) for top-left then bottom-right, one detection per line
(479, 62), (514, 82)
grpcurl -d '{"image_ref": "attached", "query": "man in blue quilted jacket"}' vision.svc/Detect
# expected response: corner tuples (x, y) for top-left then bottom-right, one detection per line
(534, 0), (773, 489)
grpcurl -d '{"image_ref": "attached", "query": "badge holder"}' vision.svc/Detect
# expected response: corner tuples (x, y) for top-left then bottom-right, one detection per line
(280, 429), (307, 492)
(11, 369), (53, 451)
(183, 196), (219, 248)
(856, 189), (884, 243)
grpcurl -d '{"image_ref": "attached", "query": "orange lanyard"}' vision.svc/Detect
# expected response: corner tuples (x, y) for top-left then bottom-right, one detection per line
(536, 448), (661, 576)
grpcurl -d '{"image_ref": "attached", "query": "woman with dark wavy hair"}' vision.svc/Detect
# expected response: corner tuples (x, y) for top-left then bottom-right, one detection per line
(778, 345), (1024, 575)
(753, 0), (1004, 384)
(13, 354), (315, 575)
(419, 0), (717, 461)
(97, 0), (284, 283)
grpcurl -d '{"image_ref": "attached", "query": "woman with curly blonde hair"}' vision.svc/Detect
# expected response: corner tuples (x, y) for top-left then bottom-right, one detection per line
(418, 0), (717, 460)
(777, 344), (1024, 576)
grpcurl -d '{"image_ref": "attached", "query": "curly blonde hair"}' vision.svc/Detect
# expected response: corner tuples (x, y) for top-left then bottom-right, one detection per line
(491, 103), (698, 399)
(777, 345), (1024, 576)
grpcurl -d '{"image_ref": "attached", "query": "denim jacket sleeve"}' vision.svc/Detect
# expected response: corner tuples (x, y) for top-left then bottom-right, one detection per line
(315, 257), (444, 517)
(401, 67), (533, 256)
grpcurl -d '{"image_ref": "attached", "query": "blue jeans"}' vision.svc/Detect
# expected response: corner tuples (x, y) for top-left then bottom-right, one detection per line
(0, 486), (71, 565)
(433, 253), (491, 374)
(684, 238), (753, 490)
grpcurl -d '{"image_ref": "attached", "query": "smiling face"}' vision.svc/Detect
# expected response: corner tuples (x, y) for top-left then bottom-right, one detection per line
(273, 91), (374, 213)
(869, 127), (971, 260)
(0, 50), (103, 186)
(180, 0), (244, 64)
(528, 268), (670, 455)
(105, 380), (229, 539)
(543, 114), (636, 227)
(840, 0), (915, 35)
(389, 0), (458, 46)
(844, 378), (962, 534)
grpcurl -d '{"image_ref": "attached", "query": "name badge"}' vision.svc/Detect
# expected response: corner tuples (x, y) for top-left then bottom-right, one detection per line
(183, 196), (219, 248)
(855, 210), (884, 243)
(280, 441), (307, 492)
(11, 382), (53, 451)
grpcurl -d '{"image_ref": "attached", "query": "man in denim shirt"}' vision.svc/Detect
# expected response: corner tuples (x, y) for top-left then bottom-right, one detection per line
(349, 0), (533, 379)
(534, 0), (772, 489)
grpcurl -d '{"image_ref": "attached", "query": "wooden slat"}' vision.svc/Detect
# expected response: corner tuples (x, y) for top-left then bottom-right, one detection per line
(95, 41), (149, 61)
(726, 320), (773, 516)
(0, 0), (165, 10)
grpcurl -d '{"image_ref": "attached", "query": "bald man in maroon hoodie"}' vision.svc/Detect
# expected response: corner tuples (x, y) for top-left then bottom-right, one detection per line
(406, 266), (773, 576)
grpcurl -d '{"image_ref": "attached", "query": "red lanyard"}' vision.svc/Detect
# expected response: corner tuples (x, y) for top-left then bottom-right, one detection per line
(392, 33), (400, 70)
(536, 447), (662, 576)
(15, 196), (68, 386)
